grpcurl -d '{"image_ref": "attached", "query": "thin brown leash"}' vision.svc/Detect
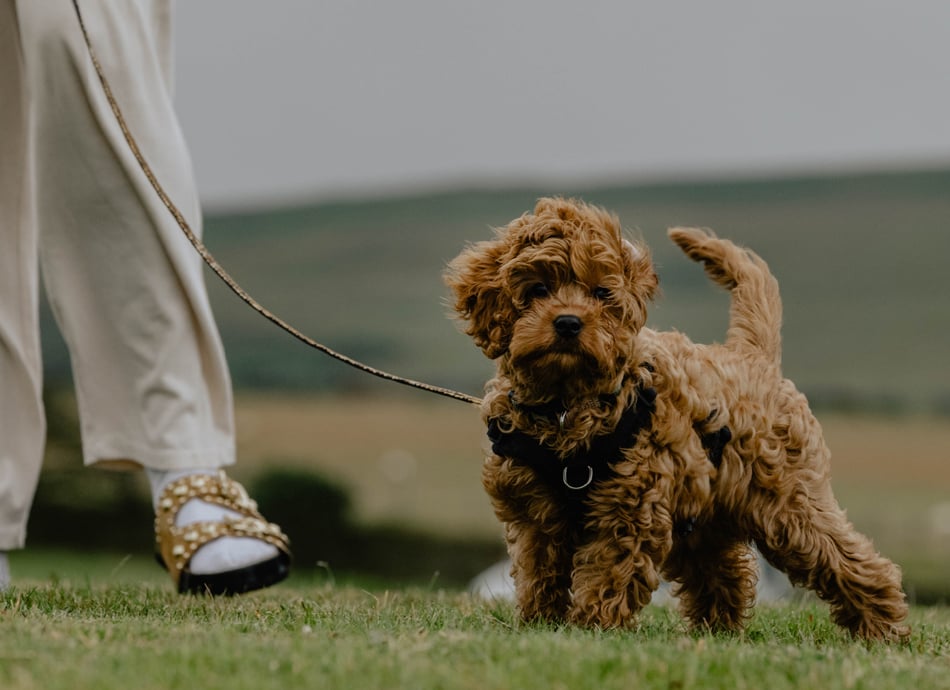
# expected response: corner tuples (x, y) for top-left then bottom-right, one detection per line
(70, 0), (481, 406)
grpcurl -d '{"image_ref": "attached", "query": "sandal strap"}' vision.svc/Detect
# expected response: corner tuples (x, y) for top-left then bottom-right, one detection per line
(155, 471), (291, 585)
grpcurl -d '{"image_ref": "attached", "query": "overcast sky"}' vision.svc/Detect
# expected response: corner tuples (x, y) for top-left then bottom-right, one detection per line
(172, 1), (950, 209)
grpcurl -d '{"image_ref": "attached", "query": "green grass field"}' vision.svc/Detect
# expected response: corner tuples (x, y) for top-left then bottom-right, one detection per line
(1, 575), (948, 690)
(18, 170), (950, 688)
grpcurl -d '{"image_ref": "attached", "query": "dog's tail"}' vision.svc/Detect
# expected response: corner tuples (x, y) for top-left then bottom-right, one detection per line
(668, 227), (782, 365)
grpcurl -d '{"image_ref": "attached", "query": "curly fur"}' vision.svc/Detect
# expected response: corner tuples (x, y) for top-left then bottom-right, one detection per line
(446, 197), (909, 641)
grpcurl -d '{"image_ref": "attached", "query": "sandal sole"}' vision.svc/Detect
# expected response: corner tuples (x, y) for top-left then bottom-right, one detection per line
(176, 552), (291, 596)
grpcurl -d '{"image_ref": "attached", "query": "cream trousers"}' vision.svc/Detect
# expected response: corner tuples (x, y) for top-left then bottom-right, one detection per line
(0, 0), (235, 549)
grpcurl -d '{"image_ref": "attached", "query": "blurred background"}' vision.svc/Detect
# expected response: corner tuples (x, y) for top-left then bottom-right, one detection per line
(23, 1), (950, 600)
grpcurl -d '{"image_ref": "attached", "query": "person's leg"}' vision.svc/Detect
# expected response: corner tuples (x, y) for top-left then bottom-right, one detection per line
(17, 0), (288, 591)
(22, 0), (234, 471)
(0, 0), (46, 558)
(0, 552), (9, 591)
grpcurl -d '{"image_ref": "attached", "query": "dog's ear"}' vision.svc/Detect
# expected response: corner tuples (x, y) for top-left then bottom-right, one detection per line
(445, 237), (515, 359)
(624, 239), (659, 304)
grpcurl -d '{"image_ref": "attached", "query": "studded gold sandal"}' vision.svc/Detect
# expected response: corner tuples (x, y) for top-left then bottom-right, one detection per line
(155, 471), (291, 595)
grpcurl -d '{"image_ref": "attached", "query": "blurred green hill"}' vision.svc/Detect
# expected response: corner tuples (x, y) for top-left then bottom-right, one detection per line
(40, 168), (950, 413)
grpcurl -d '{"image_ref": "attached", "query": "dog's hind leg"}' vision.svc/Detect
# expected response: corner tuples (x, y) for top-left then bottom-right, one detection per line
(664, 524), (758, 634)
(752, 486), (910, 641)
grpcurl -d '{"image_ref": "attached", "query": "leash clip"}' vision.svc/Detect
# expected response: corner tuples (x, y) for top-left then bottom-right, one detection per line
(562, 465), (594, 490)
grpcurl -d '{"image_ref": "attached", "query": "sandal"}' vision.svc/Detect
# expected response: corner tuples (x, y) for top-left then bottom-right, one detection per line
(155, 471), (291, 595)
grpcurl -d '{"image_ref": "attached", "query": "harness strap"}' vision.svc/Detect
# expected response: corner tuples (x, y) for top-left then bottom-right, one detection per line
(488, 385), (732, 530)
(488, 384), (657, 521)
(698, 424), (732, 467)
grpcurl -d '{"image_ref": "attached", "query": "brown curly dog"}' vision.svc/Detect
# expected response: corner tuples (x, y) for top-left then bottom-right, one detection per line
(445, 197), (909, 641)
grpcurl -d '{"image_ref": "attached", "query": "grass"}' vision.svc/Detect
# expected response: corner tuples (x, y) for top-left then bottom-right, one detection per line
(1, 578), (949, 690)
(19, 171), (950, 687)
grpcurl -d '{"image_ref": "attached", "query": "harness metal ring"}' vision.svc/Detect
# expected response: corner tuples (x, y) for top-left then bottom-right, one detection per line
(562, 465), (594, 490)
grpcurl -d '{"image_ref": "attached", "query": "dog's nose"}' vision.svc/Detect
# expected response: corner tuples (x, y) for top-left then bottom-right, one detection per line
(553, 314), (583, 338)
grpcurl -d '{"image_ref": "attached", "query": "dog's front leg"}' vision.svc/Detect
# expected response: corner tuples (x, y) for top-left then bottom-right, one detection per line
(483, 455), (573, 623)
(567, 457), (675, 629)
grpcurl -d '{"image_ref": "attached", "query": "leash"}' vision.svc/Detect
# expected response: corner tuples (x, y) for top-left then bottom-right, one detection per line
(70, 0), (481, 406)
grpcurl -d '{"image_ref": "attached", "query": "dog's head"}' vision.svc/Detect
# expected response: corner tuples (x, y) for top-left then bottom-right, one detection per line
(446, 197), (657, 400)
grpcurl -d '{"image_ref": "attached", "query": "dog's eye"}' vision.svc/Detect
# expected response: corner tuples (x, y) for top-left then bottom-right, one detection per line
(592, 286), (612, 301)
(526, 283), (549, 300)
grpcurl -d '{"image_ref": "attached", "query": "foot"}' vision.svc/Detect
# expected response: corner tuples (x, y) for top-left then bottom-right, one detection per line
(148, 469), (291, 594)
(469, 558), (515, 600)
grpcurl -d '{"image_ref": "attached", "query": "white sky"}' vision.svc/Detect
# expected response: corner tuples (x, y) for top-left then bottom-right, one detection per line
(173, 1), (950, 209)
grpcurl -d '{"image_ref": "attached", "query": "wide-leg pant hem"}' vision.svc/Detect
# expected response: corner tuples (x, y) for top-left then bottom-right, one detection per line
(83, 438), (236, 472)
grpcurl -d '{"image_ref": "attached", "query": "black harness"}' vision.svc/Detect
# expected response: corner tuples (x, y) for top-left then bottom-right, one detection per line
(487, 383), (657, 523)
(487, 381), (731, 532)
